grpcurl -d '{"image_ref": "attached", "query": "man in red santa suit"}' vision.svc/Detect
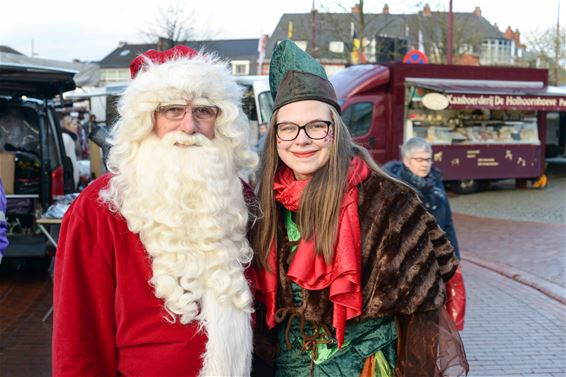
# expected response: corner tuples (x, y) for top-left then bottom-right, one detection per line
(52, 45), (259, 377)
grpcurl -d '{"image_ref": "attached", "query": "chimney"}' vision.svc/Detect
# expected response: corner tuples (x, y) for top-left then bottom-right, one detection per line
(423, 3), (432, 16)
(504, 26), (514, 40)
(515, 29), (521, 45)
(494, 23), (499, 30)
(351, 3), (360, 14)
(383, 3), (390, 14)
(473, 6), (481, 17)
(118, 41), (127, 48)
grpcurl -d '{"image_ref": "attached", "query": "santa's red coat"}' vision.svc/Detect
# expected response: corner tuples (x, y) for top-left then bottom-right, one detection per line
(53, 175), (210, 376)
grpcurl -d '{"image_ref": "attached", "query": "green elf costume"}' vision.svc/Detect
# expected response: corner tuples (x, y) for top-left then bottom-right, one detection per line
(253, 40), (468, 377)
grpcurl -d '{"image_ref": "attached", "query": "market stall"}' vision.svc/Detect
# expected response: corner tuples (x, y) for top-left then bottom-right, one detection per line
(403, 77), (566, 183)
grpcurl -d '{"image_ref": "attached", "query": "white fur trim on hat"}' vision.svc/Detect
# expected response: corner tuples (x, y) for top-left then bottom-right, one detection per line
(119, 53), (243, 122)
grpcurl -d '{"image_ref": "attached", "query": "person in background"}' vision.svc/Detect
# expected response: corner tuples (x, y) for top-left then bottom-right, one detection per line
(383, 136), (466, 331)
(252, 40), (468, 377)
(0, 178), (8, 264)
(77, 114), (93, 159)
(85, 113), (97, 138)
(383, 137), (461, 259)
(52, 45), (258, 377)
(60, 116), (80, 190)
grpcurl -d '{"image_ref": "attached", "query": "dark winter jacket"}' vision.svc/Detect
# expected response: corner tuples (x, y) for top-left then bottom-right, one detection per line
(382, 161), (461, 259)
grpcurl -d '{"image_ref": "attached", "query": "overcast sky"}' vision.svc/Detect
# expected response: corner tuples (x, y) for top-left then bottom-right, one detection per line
(0, 0), (562, 62)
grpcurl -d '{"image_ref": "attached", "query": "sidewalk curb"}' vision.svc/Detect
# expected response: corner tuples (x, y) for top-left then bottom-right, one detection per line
(463, 254), (566, 305)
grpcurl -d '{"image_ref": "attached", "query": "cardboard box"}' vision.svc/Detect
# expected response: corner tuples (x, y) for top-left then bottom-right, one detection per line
(0, 152), (15, 194)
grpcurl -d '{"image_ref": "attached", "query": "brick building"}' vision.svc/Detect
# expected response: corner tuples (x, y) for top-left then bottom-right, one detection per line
(262, 4), (526, 75)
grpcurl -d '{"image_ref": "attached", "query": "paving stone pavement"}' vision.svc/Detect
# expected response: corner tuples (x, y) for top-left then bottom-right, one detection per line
(453, 213), (566, 293)
(449, 161), (566, 225)
(460, 261), (566, 377)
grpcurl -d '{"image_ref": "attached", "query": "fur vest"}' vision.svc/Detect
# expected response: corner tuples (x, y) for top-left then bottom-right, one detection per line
(275, 173), (458, 323)
(257, 173), (468, 376)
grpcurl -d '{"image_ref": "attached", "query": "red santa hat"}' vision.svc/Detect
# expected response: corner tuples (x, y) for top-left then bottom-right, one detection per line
(129, 45), (198, 79)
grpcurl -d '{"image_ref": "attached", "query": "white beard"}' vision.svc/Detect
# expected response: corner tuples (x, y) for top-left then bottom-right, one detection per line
(104, 132), (253, 376)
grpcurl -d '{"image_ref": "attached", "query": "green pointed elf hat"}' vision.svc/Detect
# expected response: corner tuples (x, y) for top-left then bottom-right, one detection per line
(269, 40), (340, 114)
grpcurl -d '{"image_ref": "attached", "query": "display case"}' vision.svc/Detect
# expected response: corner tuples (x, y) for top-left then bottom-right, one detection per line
(405, 89), (540, 145)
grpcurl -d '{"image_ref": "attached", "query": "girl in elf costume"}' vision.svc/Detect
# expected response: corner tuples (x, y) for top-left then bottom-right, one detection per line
(252, 40), (468, 377)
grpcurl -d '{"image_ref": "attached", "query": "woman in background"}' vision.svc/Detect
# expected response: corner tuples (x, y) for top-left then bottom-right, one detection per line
(382, 137), (467, 332)
(61, 116), (79, 190)
(383, 137), (461, 259)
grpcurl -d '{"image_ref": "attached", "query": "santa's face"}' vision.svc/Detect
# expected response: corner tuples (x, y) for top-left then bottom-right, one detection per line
(153, 100), (219, 140)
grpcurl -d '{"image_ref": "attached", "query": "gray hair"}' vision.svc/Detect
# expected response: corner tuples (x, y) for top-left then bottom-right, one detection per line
(401, 137), (432, 159)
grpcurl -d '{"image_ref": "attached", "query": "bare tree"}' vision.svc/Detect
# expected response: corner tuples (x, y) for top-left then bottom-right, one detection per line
(140, 4), (220, 46)
(405, 11), (485, 64)
(320, 0), (398, 64)
(141, 4), (196, 44)
(526, 26), (566, 85)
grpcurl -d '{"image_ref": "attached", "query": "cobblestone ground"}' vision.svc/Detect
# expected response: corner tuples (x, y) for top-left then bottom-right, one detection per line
(461, 261), (566, 377)
(0, 267), (52, 377)
(454, 213), (566, 289)
(449, 161), (566, 225)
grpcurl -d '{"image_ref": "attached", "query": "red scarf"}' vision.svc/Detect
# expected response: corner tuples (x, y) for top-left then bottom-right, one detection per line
(256, 156), (370, 348)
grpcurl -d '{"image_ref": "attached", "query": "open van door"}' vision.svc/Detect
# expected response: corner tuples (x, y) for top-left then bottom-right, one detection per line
(0, 62), (77, 201)
(0, 63), (76, 98)
(235, 76), (273, 123)
(0, 63), (76, 261)
(251, 78), (273, 125)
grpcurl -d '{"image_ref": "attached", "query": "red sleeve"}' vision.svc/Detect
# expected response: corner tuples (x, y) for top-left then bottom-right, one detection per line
(52, 203), (117, 377)
(240, 179), (256, 208)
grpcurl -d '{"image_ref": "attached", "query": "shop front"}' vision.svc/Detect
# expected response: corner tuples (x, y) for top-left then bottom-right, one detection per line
(404, 78), (566, 186)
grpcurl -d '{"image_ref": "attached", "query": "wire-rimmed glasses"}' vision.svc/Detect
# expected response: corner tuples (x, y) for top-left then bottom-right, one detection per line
(155, 104), (220, 121)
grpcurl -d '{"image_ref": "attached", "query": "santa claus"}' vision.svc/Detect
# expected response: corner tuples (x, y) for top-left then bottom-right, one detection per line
(52, 45), (259, 377)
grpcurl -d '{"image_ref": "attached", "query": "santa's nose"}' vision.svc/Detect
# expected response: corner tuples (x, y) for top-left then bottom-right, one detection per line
(180, 113), (198, 134)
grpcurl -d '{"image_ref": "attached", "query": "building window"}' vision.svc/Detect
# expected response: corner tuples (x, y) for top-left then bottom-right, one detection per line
(101, 69), (130, 83)
(458, 43), (472, 54)
(329, 41), (345, 53)
(480, 39), (514, 65)
(295, 41), (308, 51)
(231, 60), (250, 76)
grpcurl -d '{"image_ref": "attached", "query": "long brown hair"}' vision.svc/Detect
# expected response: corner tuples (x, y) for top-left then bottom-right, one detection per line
(253, 104), (393, 268)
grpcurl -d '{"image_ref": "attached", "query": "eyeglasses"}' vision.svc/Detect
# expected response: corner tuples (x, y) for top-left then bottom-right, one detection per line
(275, 120), (332, 141)
(410, 157), (433, 163)
(156, 104), (219, 121)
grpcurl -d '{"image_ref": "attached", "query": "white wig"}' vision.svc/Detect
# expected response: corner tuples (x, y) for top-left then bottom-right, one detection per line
(105, 48), (257, 194)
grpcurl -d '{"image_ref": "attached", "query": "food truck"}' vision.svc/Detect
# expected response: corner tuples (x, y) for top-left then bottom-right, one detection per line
(331, 63), (566, 193)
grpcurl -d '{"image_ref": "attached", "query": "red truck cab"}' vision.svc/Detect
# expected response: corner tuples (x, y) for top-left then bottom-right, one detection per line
(331, 62), (566, 193)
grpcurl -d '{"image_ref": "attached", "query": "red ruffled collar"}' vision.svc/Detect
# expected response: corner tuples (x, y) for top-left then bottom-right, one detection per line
(256, 156), (370, 348)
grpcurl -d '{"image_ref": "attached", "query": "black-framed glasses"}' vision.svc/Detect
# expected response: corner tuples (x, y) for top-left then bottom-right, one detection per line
(275, 120), (332, 141)
(156, 104), (220, 121)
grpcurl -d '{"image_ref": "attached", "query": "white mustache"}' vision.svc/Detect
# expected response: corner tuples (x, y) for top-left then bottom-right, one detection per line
(162, 131), (210, 147)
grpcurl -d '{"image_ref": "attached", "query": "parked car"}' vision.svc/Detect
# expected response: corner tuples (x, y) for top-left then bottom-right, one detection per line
(0, 62), (76, 269)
